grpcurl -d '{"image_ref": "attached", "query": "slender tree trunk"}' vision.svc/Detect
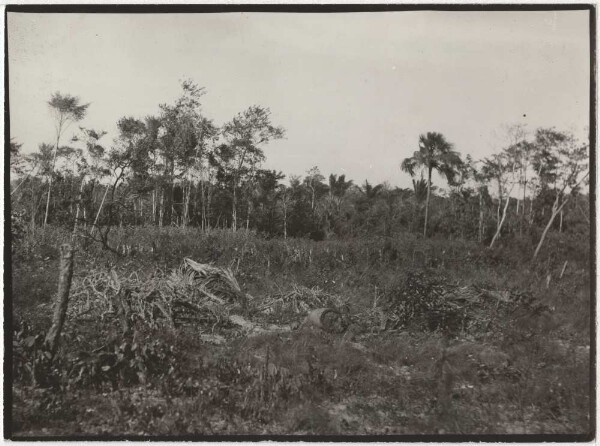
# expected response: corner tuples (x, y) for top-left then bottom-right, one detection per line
(528, 194), (535, 226)
(489, 184), (515, 248)
(423, 167), (432, 237)
(200, 179), (206, 231)
(283, 200), (287, 239)
(69, 175), (75, 217)
(478, 190), (484, 243)
(152, 189), (156, 225)
(533, 196), (567, 260)
(532, 171), (589, 260)
(43, 130), (63, 227)
(91, 184), (109, 234)
(43, 174), (53, 227)
(232, 180), (237, 232)
(159, 189), (164, 228)
(520, 169), (527, 236)
(72, 175), (86, 235)
(11, 166), (36, 196)
(496, 200), (501, 231)
(559, 209), (563, 233)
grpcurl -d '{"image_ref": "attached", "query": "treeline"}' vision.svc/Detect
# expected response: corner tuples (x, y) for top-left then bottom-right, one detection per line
(9, 81), (590, 259)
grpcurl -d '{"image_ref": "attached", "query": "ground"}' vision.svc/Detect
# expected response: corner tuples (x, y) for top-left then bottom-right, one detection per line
(8, 227), (593, 438)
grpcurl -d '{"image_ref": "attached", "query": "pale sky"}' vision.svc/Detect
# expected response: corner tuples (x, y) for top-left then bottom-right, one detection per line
(7, 11), (590, 189)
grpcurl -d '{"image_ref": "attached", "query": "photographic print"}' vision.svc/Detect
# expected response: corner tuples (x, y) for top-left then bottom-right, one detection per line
(5, 5), (594, 440)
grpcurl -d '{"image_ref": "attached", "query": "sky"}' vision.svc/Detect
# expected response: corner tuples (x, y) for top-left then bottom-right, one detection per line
(7, 10), (590, 189)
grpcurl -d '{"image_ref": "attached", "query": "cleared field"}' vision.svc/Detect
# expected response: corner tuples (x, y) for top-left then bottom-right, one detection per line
(9, 227), (592, 437)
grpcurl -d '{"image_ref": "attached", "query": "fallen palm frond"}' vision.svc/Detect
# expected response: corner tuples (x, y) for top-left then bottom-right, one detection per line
(66, 258), (252, 333)
(183, 258), (246, 306)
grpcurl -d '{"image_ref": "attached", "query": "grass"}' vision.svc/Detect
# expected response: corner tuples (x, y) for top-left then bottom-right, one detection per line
(8, 226), (593, 437)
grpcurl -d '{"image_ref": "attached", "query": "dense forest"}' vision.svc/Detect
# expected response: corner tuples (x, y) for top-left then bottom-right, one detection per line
(9, 80), (590, 259)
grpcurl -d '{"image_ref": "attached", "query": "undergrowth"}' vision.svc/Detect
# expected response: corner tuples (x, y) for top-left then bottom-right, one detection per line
(8, 226), (592, 437)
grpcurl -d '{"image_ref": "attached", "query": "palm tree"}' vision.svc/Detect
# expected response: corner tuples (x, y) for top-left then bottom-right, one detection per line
(359, 180), (384, 200)
(401, 132), (462, 237)
(412, 176), (433, 204)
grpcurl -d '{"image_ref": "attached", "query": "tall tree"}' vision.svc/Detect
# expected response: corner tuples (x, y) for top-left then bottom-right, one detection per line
(43, 92), (89, 226)
(304, 166), (326, 212)
(401, 132), (462, 237)
(71, 128), (107, 233)
(219, 106), (284, 231)
(157, 80), (217, 227)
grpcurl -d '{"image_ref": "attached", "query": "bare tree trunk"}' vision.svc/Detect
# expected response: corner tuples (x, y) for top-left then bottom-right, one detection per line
(91, 184), (110, 235)
(559, 209), (563, 233)
(201, 179), (206, 231)
(45, 244), (74, 356)
(159, 189), (165, 228)
(533, 195), (565, 260)
(11, 166), (37, 196)
(232, 180), (237, 232)
(72, 175), (86, 235)
(496, 200), (501, 231)
(43, 174), (53, 227)
(423, 167), (432, 237)
(478, 190), (484, 243)
(528, 196), (535, 226)
(520, 171), (527, 236)
(490, 184), (515, 248)
(152, 189), (156, 225)
(283, 199), (288, 239)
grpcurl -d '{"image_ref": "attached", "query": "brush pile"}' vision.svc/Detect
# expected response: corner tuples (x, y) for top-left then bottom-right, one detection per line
(66, 258), (358, 339)
(365, 271), (552, 335)
(66, 258), (249, 333)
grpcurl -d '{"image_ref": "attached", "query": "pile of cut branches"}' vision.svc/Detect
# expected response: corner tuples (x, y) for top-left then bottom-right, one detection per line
(368, 272), (552, 335)
(256, 284), (348, 324)
(66, 259), (248, 333)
